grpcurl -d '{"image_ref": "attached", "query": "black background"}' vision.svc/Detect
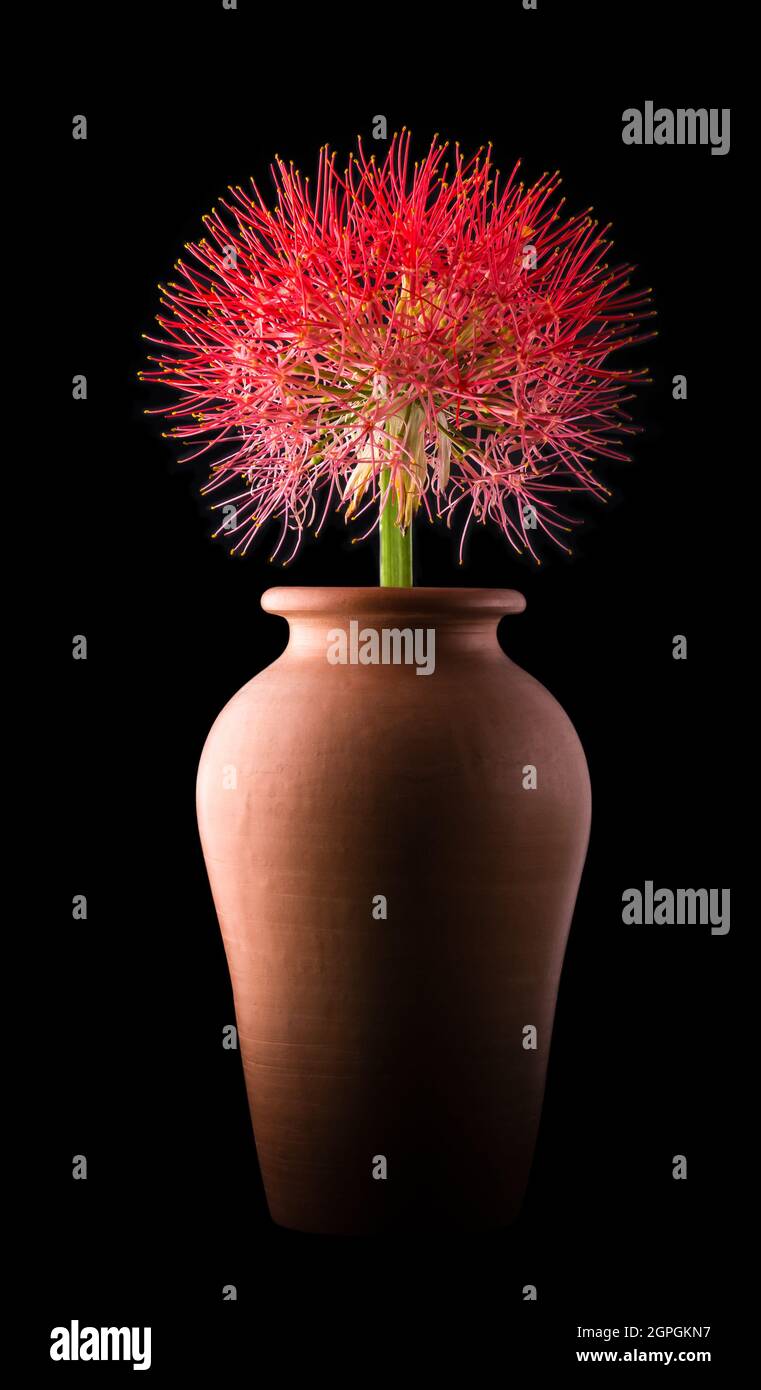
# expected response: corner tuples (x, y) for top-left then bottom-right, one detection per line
(34, 1), (739, 1376)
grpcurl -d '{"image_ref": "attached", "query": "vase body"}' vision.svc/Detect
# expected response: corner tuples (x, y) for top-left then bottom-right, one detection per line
(197, 587), (591, 1233)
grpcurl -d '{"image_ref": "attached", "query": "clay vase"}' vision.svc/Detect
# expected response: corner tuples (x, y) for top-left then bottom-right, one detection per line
(197, 587), (591, 1233)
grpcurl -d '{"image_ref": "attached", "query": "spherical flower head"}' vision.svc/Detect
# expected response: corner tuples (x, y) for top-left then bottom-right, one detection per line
(142, 132), (653, 561)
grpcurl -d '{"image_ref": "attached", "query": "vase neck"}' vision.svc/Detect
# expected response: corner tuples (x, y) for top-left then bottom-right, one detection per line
(261, 587), (526, 667)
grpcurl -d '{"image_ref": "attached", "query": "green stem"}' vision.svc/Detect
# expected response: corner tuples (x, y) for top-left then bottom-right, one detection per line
(379, 467), (413, 586)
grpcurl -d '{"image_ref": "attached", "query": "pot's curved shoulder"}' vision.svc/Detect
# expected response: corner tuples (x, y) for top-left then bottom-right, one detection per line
(506, 656), (590, 747)
(199, 652), (286, 734)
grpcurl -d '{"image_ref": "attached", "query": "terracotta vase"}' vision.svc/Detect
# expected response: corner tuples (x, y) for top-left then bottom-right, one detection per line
(197, 587), (591, 1233)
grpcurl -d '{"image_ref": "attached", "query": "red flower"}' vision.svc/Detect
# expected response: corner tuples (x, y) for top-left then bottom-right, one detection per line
(142, 132), (653, 561)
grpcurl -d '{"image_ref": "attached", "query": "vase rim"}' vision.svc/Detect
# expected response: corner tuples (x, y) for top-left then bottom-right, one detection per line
(261, 586), (526, 619)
